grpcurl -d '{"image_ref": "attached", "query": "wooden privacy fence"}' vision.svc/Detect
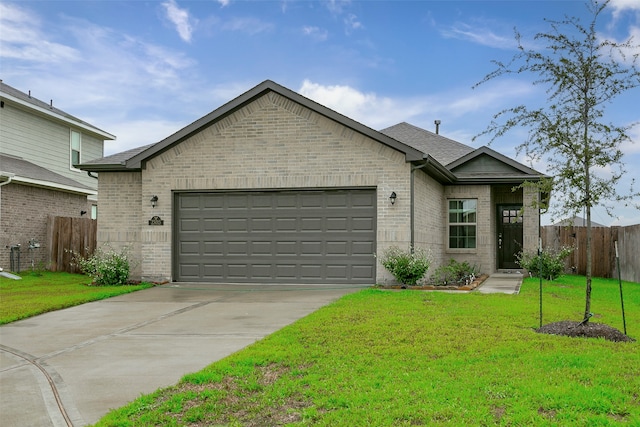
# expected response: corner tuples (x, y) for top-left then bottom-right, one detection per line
(46, 216), (97, 273)
(541, 224), (640, 282)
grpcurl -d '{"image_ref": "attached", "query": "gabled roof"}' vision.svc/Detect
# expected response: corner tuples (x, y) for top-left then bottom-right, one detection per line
(447, 146), (547, 183)
(78, 80), (547, 186)
(82, 143), (156, 170)
(80, 80), (425, 172)
(380, 122), (475, 166)
(0, 154), (96, 195)
(0, 81), (116, 141)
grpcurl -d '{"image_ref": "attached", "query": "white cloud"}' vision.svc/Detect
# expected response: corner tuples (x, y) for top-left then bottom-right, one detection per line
(302, 26), (328, 41)
(609, 0), (640, 19)
(222, 17), (274, 35)
(325, 0), (351, 15)
(344, 13), (363, 34)
(440, 22), (516, 49)
(217, 0), (231, 7)
(0, 3), (79, 63)
(103, 119), (190, 156)
(161, 0), (196, 43)
(298, 80), (407, 129)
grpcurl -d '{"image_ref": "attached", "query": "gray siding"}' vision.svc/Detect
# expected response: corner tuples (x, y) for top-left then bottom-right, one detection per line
(0, 102), (103, 190)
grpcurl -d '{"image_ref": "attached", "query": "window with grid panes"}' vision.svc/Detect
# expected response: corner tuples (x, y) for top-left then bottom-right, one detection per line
(448, 199), (477, 249)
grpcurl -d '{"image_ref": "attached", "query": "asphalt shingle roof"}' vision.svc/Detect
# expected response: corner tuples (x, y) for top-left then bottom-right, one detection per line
(380, 122), (475, 166)
(82, 143), (156, 166)
(0, 154), (94, 192)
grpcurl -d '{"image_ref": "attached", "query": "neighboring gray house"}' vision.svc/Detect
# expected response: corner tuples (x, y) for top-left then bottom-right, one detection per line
(0, 81), (115, 270)
(81, 80), (547, 284)
(553, 216), (607, 227)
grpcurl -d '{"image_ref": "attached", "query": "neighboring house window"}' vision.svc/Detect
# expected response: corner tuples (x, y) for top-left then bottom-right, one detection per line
(70, 130), (81, 170)
(448, 199), (477, 249)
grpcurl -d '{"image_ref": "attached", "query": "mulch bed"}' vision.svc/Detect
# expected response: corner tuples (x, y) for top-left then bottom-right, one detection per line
(377, 274), (489, 291)
(537, 321), (634, 342)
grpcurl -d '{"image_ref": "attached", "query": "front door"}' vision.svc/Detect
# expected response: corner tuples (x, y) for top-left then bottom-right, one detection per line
(498, 205), (523, 269)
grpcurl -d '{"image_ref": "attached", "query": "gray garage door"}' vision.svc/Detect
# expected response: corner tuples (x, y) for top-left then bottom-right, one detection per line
(174, 189), (376, 283)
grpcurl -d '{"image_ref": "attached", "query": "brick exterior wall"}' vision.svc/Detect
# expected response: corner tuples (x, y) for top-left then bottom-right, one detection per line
(96, 172), (143, 279)
(95, 91), (540, 283)
(444, 185), (494, 273)
(98, 92), (417, 282)
(413, 168), (446, 278)
(0, 183), (93, 271)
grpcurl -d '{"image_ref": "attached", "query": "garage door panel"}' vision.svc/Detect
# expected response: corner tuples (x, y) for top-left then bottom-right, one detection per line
(203, 241), (224, 255)
(327, 217), (347, 231)
(352, 217), (374, 231)
(326, 241), (347, 255)
(352, 241), (375, 255)
(301, 217), (323, 231)
(300, 265), (322, 278)
(203, 197), (224, 209)
(227, 264), (249, 277)
(227, 194), (249, 209)
(227, 241), (248, 255)
(326, 265), (347, 278)
(180, 264), (201, 278)
(275, 241), (297, 256)
(180, 219), (201, 232)
(276, 264), (297, 278)
(203, 218), (223, 231)
(179, 195), (201, 209)
(352, 192), (376, 207)
(301, 241), (322, 255)
(276, 195), (297, 208)
(352, 265), (375, 279)
(175, 190), (376, 283)
(251, 241), (273, 255)
(251, 194), (274, 209)
(251, 218), (273, 231)
(275, 218), (297, 231)
(203, 264), (224, 278)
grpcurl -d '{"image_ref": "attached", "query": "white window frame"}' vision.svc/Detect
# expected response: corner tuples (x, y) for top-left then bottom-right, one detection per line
(448, 199), (477, 250)
(70, 130), (82, 171)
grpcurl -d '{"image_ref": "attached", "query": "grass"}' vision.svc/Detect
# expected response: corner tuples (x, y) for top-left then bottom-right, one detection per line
(93, 275), (640, 427)
(0, 271), (153, 324)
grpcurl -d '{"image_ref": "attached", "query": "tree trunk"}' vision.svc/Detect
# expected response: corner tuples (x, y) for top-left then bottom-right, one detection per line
(584, 204), (592, 321)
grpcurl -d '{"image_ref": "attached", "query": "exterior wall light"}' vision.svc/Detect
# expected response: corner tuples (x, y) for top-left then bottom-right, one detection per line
(150, 195), (158, 208)
(389, 192), (397, 205)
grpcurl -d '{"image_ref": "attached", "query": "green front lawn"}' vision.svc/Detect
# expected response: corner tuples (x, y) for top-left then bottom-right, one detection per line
(0, 271), (153, 324)
(95, 276), (639, 426)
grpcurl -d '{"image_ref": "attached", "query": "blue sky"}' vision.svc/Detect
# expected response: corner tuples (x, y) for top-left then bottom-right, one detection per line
(1, 0), (639, 225)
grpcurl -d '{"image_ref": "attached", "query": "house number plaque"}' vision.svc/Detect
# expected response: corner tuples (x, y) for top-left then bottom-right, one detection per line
(149, 215), (164, 226)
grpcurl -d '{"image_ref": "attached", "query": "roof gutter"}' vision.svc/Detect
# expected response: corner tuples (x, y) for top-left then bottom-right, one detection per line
(1, 93), (116, 140)
(0, 171), (15, 187)
(11, 175), (97, 195)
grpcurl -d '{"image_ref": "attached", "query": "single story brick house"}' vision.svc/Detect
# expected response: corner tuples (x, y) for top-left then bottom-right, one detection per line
(81, 80), (547, 284)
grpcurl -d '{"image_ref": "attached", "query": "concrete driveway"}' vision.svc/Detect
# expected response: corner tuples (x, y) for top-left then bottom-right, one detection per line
(0, 283), (365, 426)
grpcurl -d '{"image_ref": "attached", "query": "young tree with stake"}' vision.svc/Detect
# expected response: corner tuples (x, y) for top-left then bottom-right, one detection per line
(475, 0), (640, 323)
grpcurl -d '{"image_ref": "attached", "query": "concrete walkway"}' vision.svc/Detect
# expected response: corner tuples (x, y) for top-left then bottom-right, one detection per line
(0, 277), (523, 427)
(0, 283), (365, 427)
(476, 272), (524, 294)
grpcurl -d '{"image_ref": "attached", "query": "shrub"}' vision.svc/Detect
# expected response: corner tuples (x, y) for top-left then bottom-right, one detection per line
(516, 246), (574, 280)
(430, 259), (480, 286)
(380, 246), (431, 286)
(71, 245), (133, 286)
